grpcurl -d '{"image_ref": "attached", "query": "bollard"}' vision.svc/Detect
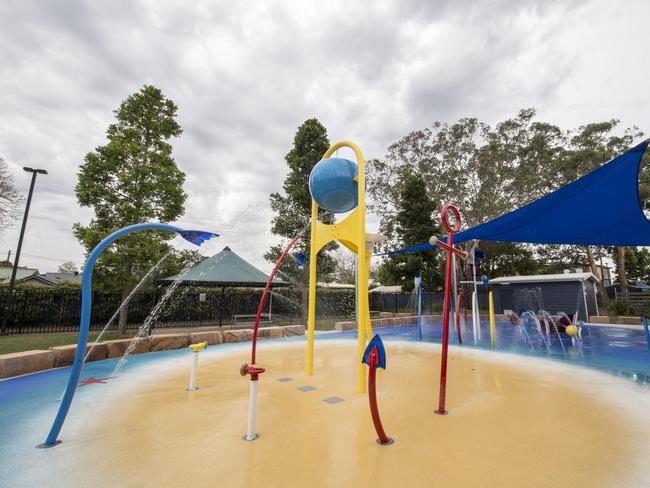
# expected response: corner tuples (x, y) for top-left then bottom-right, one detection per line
(186, 341), (207, 391)
(488, 291), (495, 348)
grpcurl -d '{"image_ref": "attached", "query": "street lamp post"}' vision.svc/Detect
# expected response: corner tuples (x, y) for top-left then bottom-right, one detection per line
(0, 167), (48, 336)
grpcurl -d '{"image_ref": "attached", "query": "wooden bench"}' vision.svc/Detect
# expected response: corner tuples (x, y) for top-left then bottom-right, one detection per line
(233, 313), (271, 324)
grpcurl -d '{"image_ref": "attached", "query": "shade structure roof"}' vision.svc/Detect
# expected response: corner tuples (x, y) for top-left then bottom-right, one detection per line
(386, 140), (650, 255)
(160, 246), (289, 287)
(489, 272), (599, 285)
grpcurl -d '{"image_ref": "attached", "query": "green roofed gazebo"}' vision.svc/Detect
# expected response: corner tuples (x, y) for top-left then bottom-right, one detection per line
(160, 246), (290, 326)
(161, 246), (289, 287)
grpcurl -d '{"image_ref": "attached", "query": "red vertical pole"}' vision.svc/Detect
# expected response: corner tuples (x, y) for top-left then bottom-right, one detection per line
(434, 203), (464, 416)
(436, 227), (454, 415)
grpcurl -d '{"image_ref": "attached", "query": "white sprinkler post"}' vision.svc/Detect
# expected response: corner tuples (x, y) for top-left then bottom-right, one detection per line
(187, 341), (207, 391)
(241, 363), (265, 441)
(469, 242), (480, 343)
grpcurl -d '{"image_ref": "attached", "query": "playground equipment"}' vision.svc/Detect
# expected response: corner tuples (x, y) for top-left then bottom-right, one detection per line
(489, 290), (496, 347)
(361, 334), (393, 445)
(187, 341), (207, 391)
(241, 232), (303, 441)
(307, 141), (378, 393)
(40, 223), (217, 448)
(415, 276), (423, 340)
(429, 204), (467, 415)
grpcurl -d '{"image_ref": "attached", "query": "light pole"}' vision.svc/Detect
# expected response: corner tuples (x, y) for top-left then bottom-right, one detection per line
(0, 167), (48, 336)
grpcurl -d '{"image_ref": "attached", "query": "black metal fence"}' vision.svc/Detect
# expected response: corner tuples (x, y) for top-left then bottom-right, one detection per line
(0, 286), (489, 334)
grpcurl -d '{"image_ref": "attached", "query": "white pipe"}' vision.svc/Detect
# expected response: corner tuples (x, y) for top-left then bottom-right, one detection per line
(187, 351), (199, 391)
(245, 380), (258, 441)
(472, 291), (480, 343)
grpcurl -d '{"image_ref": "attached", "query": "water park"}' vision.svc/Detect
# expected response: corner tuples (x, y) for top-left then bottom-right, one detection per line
(2, 135), (650, 487)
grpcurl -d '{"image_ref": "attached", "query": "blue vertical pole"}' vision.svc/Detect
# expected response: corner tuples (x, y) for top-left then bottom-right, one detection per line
(643, 315), (650, 351)
(41, 222), (188, 448)
(415, 276), (422, 340)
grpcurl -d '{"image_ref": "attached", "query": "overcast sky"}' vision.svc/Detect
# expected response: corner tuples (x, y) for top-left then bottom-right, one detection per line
(1, 0), (649, 273)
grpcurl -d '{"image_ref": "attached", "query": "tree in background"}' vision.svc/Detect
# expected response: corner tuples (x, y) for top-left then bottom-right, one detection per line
(377, 172), (442, 291)
(0, 157), (21, 239)
(74, 85), (189, 334)
(265, 118), (337, 284)
(57, 261), (79, 273)
(369, 109), (644, 297)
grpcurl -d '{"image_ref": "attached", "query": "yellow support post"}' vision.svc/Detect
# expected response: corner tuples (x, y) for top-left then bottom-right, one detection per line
(306, 200), (318, 376)
(489, 290), (495, 348)
(305, 141), (373, 393)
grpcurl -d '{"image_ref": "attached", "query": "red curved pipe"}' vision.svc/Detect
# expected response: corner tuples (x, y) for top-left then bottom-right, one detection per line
(251, 234), (301, 365)
(367, 350), (391, 444)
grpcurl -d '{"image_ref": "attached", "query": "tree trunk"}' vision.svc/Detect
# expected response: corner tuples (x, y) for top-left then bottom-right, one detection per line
(616, 246), (629, 297)
(584, 246), (608, 304)
(118, 259), (133, 335)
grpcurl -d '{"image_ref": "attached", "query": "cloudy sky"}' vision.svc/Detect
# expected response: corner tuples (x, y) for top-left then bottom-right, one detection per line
(1, 0), (649, 273)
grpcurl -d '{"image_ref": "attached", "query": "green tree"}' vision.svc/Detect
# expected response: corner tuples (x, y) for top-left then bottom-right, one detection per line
(74, 85), (188, 333)
(265, 118), (337, 284)
(377, 172), (442, 291)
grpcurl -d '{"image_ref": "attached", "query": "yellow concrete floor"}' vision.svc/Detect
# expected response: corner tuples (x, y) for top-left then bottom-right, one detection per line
(83, 341), (649, 487)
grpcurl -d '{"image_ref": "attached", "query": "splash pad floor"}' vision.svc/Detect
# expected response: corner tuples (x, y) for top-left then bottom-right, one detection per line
(12, 339), (642, 488)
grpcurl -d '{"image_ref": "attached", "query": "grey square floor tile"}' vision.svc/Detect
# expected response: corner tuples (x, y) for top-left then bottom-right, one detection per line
(297, 385), (316, 392)
(323, 396), (344, 404)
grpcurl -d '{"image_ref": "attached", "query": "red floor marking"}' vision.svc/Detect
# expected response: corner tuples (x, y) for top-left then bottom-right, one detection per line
(78, 376), (114, 387)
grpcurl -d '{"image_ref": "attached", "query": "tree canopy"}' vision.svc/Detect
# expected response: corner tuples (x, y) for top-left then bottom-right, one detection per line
(0, 157), (21, 239)
(265, 118), (337, 283)
(369, 109), (645, 289)
(74, 85), (191, 332)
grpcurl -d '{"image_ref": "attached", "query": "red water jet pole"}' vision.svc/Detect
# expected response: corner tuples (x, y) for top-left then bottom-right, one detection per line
(250, 234), (301, 365)
(431, 204), (467, 415)
(362, 334), (393, 445)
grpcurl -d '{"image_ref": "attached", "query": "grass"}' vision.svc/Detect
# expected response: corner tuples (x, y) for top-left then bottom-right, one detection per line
(0, 318), (343, 355)
(0, 331), (130, 355)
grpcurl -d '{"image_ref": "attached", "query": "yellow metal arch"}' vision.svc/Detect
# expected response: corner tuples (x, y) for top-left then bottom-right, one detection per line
(306, 141), (374, 393)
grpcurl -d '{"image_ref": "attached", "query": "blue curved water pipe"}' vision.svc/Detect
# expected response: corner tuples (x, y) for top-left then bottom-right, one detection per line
(41, 223), (217, 448)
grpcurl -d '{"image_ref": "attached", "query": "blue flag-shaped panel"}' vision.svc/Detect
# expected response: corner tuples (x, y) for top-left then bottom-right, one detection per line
(362, 334), (387, 369)
(385, 140), (650, 253)
(179, 230), (220, 246)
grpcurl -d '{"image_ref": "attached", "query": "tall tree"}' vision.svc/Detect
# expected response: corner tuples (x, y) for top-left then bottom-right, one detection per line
(74, 85), (188, 333)
(0, 157), (21, 238)
(377, 172), (442, 291)
(265, 118), (337, 284)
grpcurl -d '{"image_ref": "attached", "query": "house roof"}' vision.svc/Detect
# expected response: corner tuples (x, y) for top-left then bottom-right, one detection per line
(369, 285), (403, 293)
(490, 272), (599, 285)
(41, 272), (82, 285)
(0, 267), (40, 284)
(160, 246), (289, 287)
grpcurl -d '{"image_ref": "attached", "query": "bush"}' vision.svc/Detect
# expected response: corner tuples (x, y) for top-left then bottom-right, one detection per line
(607, 298), (650, 317)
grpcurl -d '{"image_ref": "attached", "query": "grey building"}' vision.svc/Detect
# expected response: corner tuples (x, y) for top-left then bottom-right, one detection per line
(489, 272), (599, 322)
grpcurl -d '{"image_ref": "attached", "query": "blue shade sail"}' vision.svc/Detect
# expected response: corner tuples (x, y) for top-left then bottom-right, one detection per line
(384, 140), (650, 254)
(179, 230), (219, 246)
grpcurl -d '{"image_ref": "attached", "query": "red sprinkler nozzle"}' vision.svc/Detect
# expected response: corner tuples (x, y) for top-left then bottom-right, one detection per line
(240, 363), (266, 381)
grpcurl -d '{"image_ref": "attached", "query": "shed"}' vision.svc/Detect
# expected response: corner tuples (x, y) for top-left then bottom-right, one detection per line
(489, 272), (599, 321)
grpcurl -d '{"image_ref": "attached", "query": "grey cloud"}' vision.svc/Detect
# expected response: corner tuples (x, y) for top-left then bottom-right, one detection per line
(0, 0), (647, 273)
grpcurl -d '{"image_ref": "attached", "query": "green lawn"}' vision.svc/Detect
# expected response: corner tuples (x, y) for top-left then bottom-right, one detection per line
(0, 331), (130, 355)
(0, 318), (343, 355)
